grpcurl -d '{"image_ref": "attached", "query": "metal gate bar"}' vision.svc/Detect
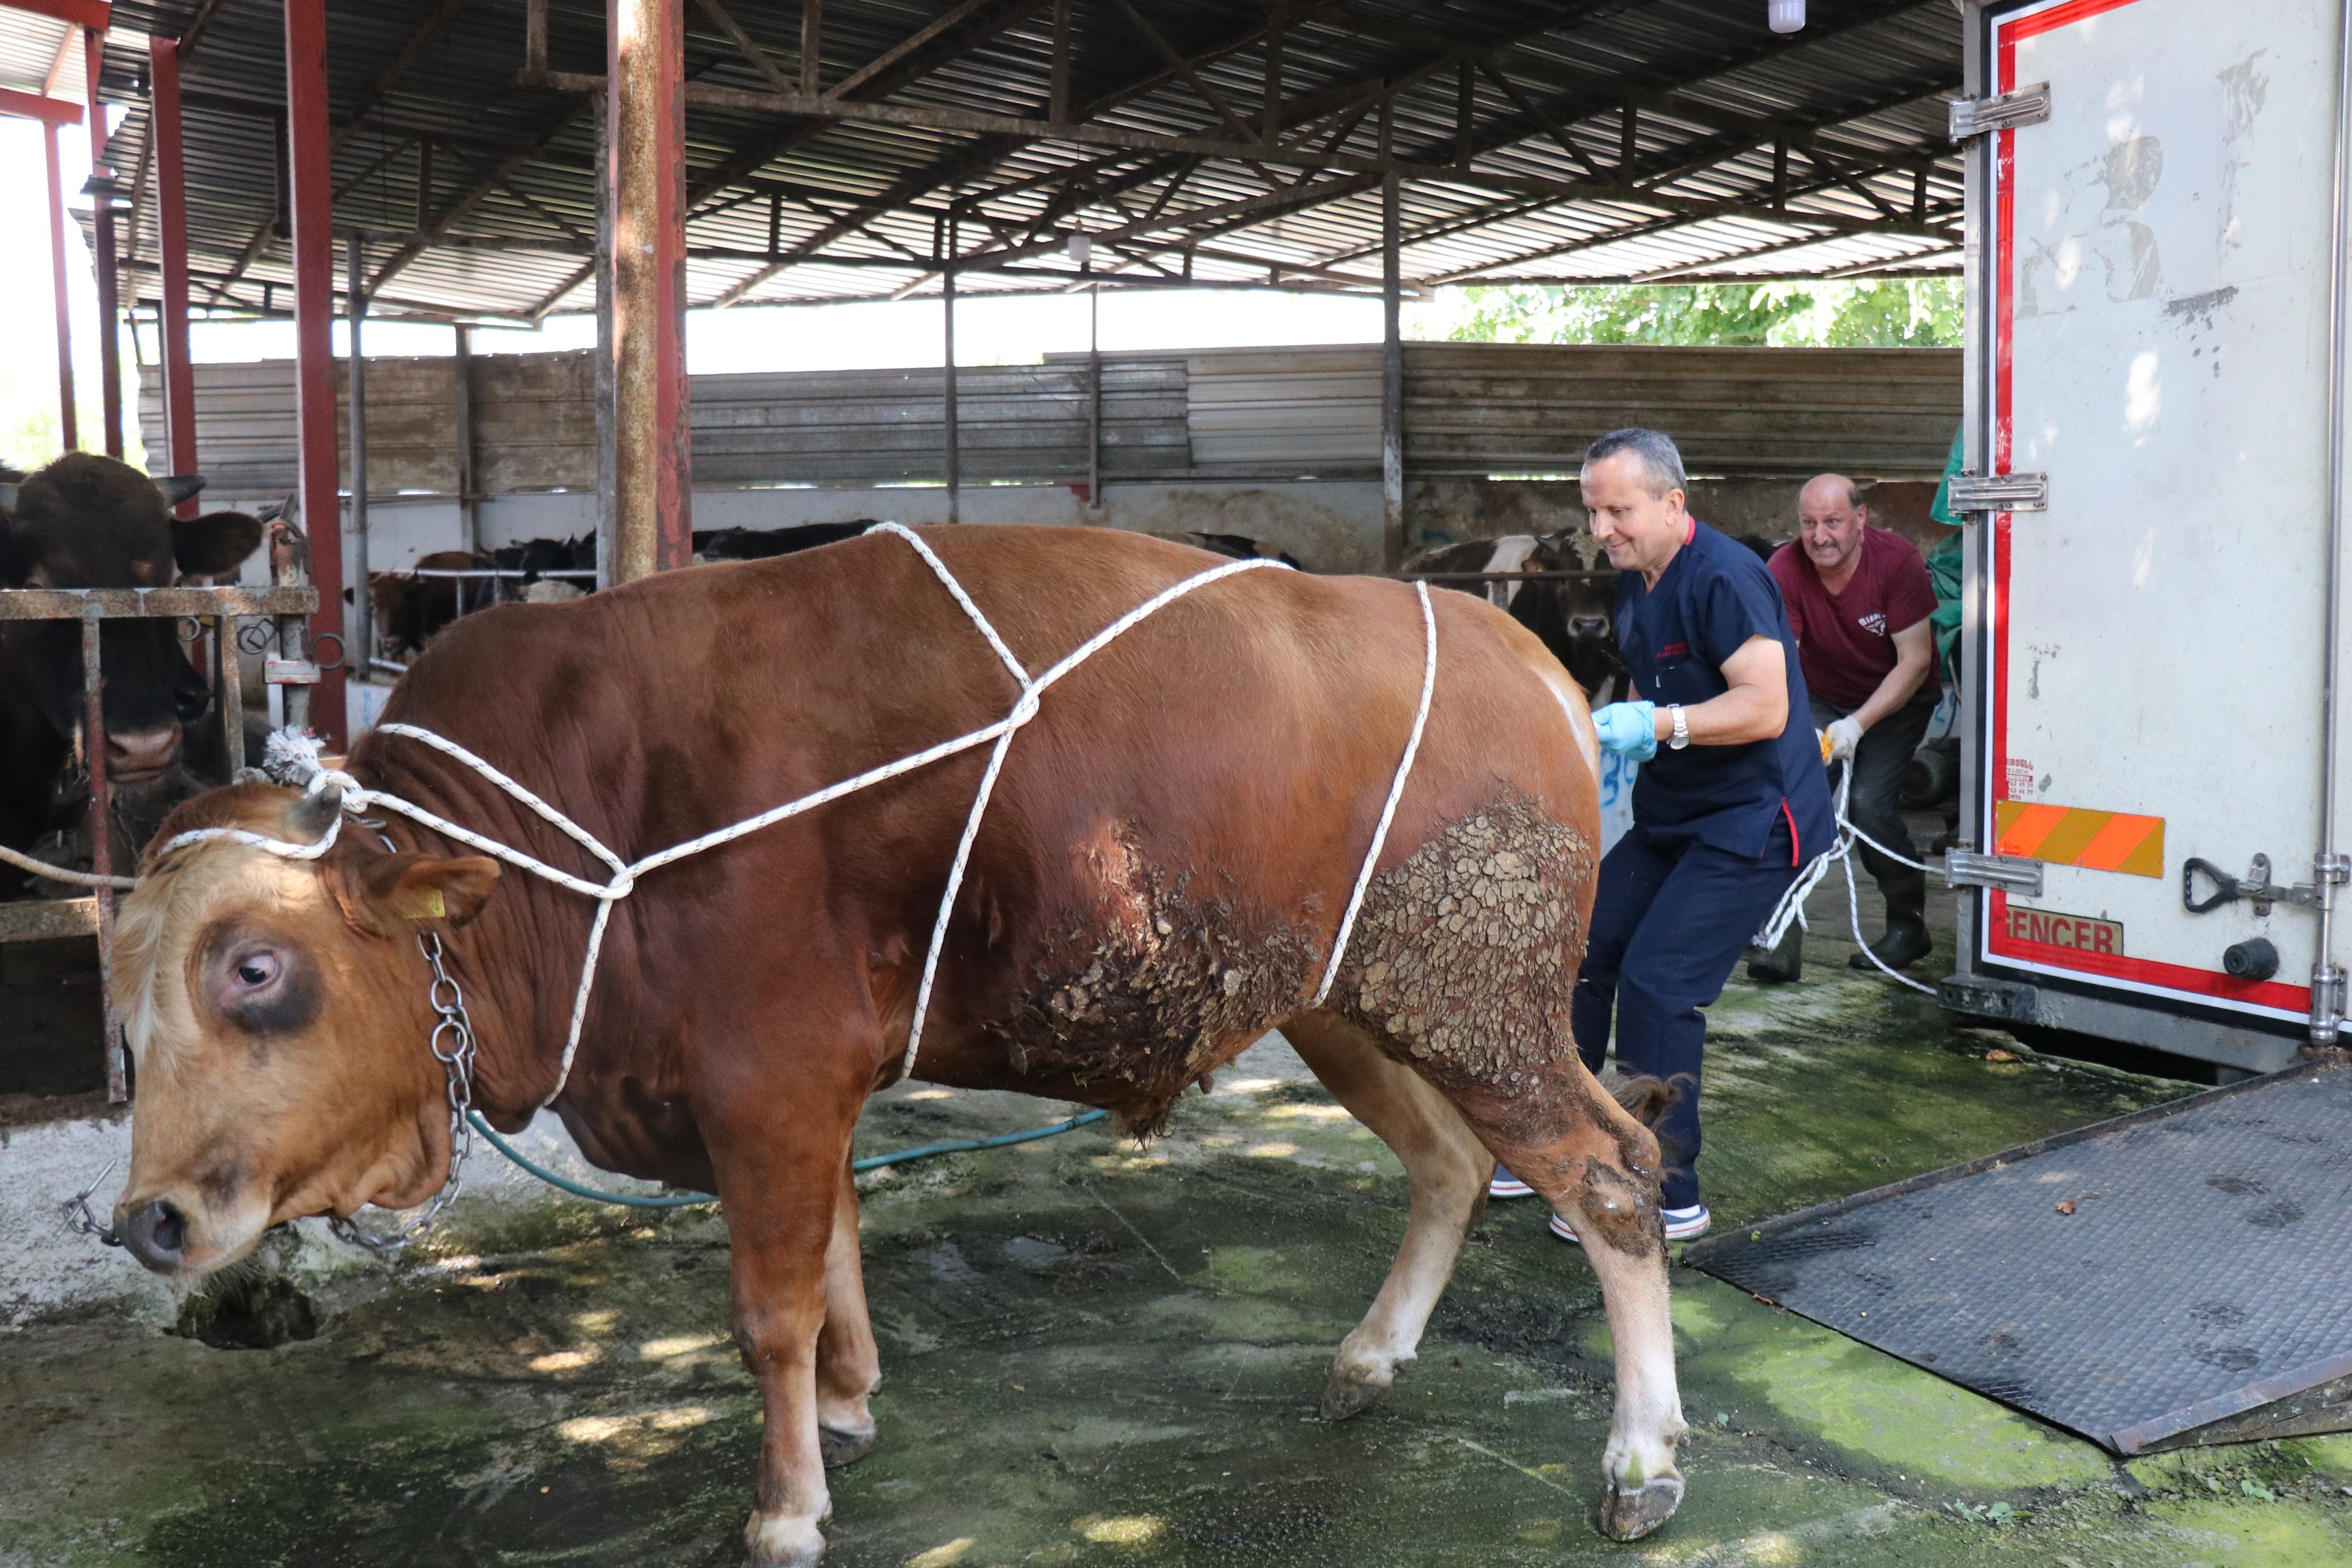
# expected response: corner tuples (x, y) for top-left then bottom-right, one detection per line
(0, 580), (318, 1102)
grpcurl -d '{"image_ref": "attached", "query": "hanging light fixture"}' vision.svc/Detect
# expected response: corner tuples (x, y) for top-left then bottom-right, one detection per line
(1067, 232), (1092, 270)
(1769, 0), (1805, 33)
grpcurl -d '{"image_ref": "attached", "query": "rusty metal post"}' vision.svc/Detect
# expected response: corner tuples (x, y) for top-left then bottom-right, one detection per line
(44, 120), (78, 452)
(348, 232), (372, 673)
(215, 610), (243, 777)
(452, 323), (477, 553)
(943, 240), (959, 523)
(285, 0), (347, 745)
(608, 0), (692, 581)
(86, 27), (123, 459)
(81, 619), (125, 1101)
(594, 92), (615, 588)
(1088, 282), (1101, 512)
(1381, 171), (1404, 571)
(150, 36), (197, 513)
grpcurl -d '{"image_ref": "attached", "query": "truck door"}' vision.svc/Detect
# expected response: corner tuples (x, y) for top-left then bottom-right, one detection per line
(1965, 0), (2347, 1061)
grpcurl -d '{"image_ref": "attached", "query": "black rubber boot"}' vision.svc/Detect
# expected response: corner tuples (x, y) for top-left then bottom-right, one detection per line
(1852, 872), (1933, 971)
(1747, 924), (1804, 984)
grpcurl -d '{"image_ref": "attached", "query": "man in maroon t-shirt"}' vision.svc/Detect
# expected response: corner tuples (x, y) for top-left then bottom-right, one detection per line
(1757, 474), (1941, 977)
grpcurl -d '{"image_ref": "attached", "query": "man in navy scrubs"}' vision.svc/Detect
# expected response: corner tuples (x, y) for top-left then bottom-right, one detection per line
(1497, 428), (1834, 1244)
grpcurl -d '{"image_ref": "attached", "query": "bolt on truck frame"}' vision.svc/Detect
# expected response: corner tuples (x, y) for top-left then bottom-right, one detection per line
(1943, 0), (2352, 1073)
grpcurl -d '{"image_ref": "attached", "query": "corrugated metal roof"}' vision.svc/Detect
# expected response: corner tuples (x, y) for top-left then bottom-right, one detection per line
(0, 5), (92, 105)
(82, 0), (1963, 322)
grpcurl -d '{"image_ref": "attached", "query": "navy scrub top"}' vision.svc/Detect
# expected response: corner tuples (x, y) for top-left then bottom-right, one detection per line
(1616, 521), (1837, 864)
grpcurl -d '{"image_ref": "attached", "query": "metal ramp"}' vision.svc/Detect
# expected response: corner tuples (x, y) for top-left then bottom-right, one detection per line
(1685, 1062), (2352, 1454)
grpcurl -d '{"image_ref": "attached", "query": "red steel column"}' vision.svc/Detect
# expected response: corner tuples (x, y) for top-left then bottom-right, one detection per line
(150, 36), (197, 508)
(43, 120), (78, 451)
(284, 0), (346, 745)
(86, 27), (123, 459)
(608, 0), (691, 580)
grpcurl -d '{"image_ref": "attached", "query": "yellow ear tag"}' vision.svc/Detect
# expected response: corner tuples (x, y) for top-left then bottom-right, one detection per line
(393, 886), (447, 921)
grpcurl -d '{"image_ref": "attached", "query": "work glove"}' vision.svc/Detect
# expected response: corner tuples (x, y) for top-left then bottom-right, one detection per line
(1824, 715), (1864, 763)
(1593, 701), (1658, 762)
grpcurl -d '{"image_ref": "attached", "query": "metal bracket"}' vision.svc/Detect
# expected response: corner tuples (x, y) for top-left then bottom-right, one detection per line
(1946, 471), (2050, 512)
(1946, 849), (2044, 897)
(1950, 82), (2053, 141)
(2182, 854), (2321, 915)
(1939, 973), (2039, 1024)
(264, 657), (321, 686)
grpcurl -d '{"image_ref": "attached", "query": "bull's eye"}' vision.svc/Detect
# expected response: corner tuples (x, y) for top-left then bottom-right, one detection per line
(233, 953), (280, 988)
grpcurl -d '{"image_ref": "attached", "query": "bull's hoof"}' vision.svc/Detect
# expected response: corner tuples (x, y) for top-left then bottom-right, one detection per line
(744, 1510), (826, 1567)
(818, 1421), (877, 1468)
(1596, 1473), (1684, 1541)
(1317, 1359), (1397, 1421)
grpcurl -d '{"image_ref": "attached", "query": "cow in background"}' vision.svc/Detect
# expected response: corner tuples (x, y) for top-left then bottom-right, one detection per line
(0, 454), (266, 889)
(370, 536), (600, 661)
(374, 526), (912, 660)
(695, 522), (877, 561)
(1405, 533), (1629, 703)
(1181, 531), (1303, 569)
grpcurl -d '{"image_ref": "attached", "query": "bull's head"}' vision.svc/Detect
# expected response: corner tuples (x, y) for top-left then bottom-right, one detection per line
(110, 783), (500, 1275)
(0, 454), (265, 787)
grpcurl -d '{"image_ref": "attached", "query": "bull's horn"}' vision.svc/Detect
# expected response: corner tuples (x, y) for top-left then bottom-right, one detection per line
(287, 780), (344, 843)
(252, 500), (287, 523)
(154, 474), (208, 507)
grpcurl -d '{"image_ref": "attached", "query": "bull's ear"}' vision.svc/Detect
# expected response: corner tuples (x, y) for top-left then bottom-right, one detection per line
(357, 854), (502, 929)
(173, 511), (266, 578)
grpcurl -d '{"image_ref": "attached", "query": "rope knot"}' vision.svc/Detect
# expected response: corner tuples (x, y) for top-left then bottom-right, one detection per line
(261, 726), (330, 788)
(600, 869), (636, 901)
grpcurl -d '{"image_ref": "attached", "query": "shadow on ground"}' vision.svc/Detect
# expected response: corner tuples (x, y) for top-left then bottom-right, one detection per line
(8, 888), (2352, 1567)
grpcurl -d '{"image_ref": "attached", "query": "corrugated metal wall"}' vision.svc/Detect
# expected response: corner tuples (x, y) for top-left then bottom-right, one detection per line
(139, 342), (1959, 497)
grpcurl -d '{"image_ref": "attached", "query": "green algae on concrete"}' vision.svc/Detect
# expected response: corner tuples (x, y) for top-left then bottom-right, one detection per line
(3, 939), (2334, 1567)
(1661, 1273), (2114, 1494)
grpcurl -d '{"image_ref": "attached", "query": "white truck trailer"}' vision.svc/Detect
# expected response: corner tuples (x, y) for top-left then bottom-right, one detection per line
(1943, 0), (2352, 1075)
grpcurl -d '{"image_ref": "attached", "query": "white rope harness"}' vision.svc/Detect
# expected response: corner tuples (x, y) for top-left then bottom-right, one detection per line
(0, 841), (140, 890)
(1753, 760), (1939, 995)
(155, 525), (1439, 1101)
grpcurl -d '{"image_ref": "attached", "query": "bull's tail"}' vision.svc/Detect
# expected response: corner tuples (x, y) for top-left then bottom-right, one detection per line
(1597, 1064), (1692, 1179)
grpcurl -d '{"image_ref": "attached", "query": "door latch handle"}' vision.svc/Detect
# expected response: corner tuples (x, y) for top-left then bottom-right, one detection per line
(2183, 853), (2318, 915)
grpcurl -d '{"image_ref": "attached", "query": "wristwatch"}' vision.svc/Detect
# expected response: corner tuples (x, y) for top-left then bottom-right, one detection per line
(1668, 704), (1690, 750)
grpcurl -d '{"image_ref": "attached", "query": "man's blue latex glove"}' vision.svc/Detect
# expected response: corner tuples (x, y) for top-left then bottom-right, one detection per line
(1593, 700), (1658, 762)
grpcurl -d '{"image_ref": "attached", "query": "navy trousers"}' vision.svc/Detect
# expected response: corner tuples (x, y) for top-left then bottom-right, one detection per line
(1572, 817), (1800, 1211)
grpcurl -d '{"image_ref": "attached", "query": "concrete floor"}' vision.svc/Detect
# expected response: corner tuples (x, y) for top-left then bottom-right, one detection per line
(8, 864), (2352, 1567)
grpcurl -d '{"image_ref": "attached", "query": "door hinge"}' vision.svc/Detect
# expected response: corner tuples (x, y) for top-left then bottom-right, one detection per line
(1947, 472), (2049, 512)
(1950, 83), (2052, 141)
(1945, 849), (2045, 897)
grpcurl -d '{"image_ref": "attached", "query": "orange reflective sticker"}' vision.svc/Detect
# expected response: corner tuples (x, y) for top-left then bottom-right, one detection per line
(1995, 801), (2164, 879)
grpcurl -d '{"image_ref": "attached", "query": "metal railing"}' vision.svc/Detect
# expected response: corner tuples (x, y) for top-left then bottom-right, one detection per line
(0, 579), (321, 1102)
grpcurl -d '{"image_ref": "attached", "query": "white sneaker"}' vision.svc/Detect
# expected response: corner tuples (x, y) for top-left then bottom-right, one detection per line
(1489, 1168), (1535, 1199)
(1548, 1203), (1711, 1245)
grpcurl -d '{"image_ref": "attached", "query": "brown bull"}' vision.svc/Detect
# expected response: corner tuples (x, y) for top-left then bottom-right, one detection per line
(110, 527), (1687, 1561)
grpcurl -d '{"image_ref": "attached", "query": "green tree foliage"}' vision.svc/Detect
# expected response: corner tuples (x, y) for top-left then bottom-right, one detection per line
(1411, 278), (1963, 349)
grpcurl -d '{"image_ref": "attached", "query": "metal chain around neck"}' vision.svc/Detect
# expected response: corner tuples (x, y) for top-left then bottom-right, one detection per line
(327, 931), (478, 1255)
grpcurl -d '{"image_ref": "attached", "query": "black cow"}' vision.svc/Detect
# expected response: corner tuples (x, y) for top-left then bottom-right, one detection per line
(1405, 532), (1629, 702)
(0, 453), (266, 889)
(1182, 531), (1304, 569)
(694, 521), (877, 561)
(372, 526), (897, 660)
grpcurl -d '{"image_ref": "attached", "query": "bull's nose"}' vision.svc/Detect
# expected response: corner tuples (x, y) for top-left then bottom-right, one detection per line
(120, 1198), (189, 1272)
(1571, 617), (1609, 638)
(106, 725), (182, 779)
